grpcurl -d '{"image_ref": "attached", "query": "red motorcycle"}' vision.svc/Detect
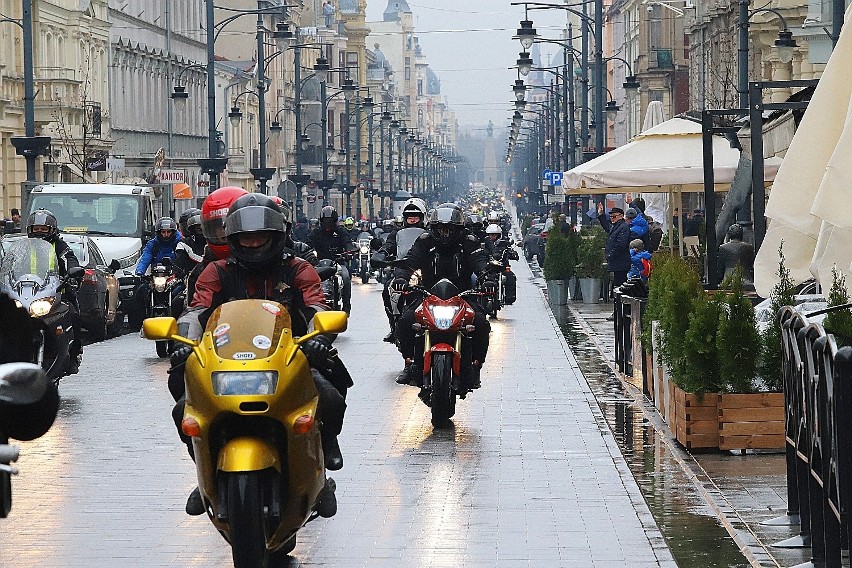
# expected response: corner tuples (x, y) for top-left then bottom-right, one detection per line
(406, 279), (485, 428)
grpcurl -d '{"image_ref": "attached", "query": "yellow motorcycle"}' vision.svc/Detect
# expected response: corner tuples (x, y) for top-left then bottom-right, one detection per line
(143, 299), (346, 567)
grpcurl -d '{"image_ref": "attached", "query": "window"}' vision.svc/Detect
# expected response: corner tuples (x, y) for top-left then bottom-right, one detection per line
(417, 79), (423, 96)
(346, 51), (358, 68)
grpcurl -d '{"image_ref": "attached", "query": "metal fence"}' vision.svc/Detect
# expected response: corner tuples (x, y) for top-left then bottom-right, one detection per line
(613, 292), (649, 396)
(767, 306), (852, 566)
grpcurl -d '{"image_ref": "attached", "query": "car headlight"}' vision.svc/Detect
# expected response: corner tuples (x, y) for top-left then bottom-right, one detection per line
(29, 297), (55, 317)
(212, 371), (279, 396)
(429, 305), (461, 330)
(153, 276), (168, 291)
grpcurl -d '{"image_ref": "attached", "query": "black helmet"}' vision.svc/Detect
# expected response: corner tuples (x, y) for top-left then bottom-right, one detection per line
(428, 203), (465, 245)
(26, 209), (59, 242)
(319, 206), (338, 232)
(178, 207), (201, 234)
(186, 214), (204, 239)
(225, 193), (287, 272)
(155, 217), (178, 244)
(467, 214), (483, 232)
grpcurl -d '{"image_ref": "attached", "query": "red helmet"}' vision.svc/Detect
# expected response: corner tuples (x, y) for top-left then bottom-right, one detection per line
(201, 186), (248, 259)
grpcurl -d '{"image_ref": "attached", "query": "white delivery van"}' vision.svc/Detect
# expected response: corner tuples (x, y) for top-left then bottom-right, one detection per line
(24, 183), (173, 322)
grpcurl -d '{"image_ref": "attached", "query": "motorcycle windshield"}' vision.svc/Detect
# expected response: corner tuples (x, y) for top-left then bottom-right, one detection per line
(204, 299), (292, 359)
(357, 232), (372, 243)
(395, 228), (426, 259)
(0, 238), (60, 291)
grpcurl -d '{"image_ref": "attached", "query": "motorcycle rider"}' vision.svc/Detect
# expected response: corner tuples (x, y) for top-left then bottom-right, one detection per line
(177, 207), (201, 238)
(306, 206), (353, 314)
(25, 209), (84, 374)
(132, 217), (182, 328)
(484, 223), (518, 305)
(173, 193), (351, 515)
(391, 203), (492, 389)
(371, 198), (428, 343)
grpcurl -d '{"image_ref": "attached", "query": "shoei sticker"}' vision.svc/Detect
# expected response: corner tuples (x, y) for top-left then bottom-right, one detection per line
(232, 352), (256, 360)
(253, 335), (272, 349)
(261, 302), (281, 315)
(213, 323), (230, 337)
(215, 335), (230, 348)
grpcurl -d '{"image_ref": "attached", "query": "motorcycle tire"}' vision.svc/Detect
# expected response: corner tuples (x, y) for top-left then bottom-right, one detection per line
(430, 352), (456, 429)
(269, 535), (296, 564)
(360, 268), (369, 284)
(0, 469), (10, 519)
(525, 247), (534, 261)
(226, 471), (269, 568)
(156, 340), (169, 358)
(90, 297), (109, 342)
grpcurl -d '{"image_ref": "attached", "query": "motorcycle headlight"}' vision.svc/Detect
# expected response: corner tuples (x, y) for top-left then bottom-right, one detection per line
(29, 297), (55, 317)
(153, 276), (168, 291)
(429, 305), (461, 330)
(360, 245), (370, 254)
(212, 371), (279, 396)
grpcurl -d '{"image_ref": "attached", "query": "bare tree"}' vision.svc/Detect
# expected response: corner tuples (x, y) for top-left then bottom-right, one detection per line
(48, 51), (105, 181)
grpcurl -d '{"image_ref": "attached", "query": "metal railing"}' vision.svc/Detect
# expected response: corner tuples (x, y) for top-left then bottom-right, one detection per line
(613, 292), (649, 395)
(767, 306), (852, 565)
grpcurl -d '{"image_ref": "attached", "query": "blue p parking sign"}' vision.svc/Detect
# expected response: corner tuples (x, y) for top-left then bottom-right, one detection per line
(550, 172), (562, 187)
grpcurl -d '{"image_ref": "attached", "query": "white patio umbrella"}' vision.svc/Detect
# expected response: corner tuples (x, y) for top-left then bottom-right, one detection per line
(562, 117), (781, 194)
(639, 102), (669, 228)
(752, 4), (852, 297)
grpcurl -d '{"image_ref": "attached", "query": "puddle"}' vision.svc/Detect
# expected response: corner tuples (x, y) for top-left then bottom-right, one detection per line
(556, 307), (749, 568)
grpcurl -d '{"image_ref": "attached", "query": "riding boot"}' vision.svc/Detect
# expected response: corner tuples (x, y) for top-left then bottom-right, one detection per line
(185, 486), (205, 516)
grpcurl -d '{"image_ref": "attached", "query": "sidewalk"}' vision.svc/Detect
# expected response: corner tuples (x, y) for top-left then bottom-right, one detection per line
(560, 291), (808, 568)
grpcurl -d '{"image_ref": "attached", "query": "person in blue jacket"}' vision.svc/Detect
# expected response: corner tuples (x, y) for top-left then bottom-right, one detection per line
(628, 239), (652, 282)
(625, 207), (650, 251)
(129, 217), (182, 328)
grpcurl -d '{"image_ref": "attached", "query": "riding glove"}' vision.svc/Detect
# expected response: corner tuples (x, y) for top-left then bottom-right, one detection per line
(302, 335), (337, 369)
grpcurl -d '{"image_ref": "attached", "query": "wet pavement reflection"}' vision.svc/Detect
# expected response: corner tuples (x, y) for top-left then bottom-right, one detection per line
(551, 303), (750, 567)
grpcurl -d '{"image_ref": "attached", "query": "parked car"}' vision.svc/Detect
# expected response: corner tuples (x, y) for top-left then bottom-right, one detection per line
(754, 294), (827, 334)
(522, 223), (546, 262)
(63, 234), (121, 340)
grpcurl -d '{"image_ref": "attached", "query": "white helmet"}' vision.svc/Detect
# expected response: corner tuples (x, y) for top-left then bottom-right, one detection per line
(486, 223), (502, 235)
(402, 198), (427, 217)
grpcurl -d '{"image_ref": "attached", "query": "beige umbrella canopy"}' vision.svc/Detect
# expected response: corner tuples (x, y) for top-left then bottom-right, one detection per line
(753, 3), (852, 297)
(562, 117), (781, 195)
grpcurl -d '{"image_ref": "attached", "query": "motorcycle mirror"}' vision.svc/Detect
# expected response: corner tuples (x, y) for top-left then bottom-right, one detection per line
(67, 266), (85, 279)
(315, 266), (337, 281)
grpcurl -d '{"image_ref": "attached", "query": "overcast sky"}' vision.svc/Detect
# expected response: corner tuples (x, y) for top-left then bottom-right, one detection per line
(365, 1), (562, 132)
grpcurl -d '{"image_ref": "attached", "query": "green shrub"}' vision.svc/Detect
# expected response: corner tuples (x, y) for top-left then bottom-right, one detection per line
(576, 227), (607, 278)
(823, 266), (852, 347)
(717, 266), (760, 393)
(758, 243), (794, 391)
(543, 216), (576, 280)
(682, 293), (723, 394)
(656, 255), (703, 383)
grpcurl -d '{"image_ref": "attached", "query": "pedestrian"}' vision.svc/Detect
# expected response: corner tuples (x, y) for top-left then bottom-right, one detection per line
(596, 203), (631, 288)
(628, 239), (652, 282)
(625, 207), (650, 251)
(645, 215), (663, 253)
(10, 208), (21, 228)
(323, 1), (334, 28)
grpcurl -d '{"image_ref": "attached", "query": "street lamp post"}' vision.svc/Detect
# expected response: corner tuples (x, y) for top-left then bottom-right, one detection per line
(7, 1), (51, 189)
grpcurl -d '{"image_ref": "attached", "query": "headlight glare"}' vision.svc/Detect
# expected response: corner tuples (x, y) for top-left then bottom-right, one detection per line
(29, 298), (55, 317)
(212, 371), (279, 396)
(429, 305), (460, 330)
(153, 276), (167, 291)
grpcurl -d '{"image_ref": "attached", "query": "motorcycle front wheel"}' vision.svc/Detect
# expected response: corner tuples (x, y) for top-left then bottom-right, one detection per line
(430, 352), (456, 429)
(227, 471), (269, 568)
(360, 267), (370, 284)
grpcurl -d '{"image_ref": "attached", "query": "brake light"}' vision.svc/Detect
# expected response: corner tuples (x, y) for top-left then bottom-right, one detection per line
(541, 231), (548, 238)
(82, 268), (98, 285)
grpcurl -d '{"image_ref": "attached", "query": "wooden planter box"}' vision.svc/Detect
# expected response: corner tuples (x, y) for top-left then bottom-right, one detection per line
(718, 393), (785, 451)
(670, 383), (719, 450)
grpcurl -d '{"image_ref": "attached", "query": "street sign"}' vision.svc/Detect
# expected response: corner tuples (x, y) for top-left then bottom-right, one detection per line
(542, 169), (552, 180)
(106, 158), (125, 171)
(159, 169), (185, 183)
(550, 172), (563, 187)
(547, 193), (565, 204)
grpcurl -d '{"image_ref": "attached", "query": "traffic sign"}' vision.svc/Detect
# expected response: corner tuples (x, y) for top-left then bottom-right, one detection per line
(542, 169), (552, 180)
(550, 172), (563, 187)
